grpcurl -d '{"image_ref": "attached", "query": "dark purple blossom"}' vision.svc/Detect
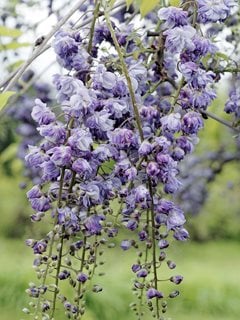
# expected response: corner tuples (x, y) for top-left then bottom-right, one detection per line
(181, 62), (215, 89)
(173, 228), (189, 241)
(58, 270), (70, 280)
(132, 264), (141, 273)
(147, 288), (164, 299)
(77, 272), (88, 283)
(170, 275), (183, 285)
(182, 111), (203, 135)
(32, 240), (47, 254)
(109, 128), (137, 150)
(27, 186), (42, 199)
(41, 161), (60, 182)
(84, 214), (105, 235)
(137, 268), (148, 278)
(30, 196), (51, 212)
(158, 7), (189, 29)
(72, 158), (93, 179)
(158, 239), (169, 249)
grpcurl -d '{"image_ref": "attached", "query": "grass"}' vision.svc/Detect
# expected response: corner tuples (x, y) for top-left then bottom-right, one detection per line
(1, 238), (240, 320)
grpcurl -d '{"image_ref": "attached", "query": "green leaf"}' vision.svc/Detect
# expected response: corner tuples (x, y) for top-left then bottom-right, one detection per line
(0, 91), (16, 110)
(140, 0), (159, 16)
(169, 0), (180, 6)
(215, 52), (230, 61)
(100, 159), (115, 174)
(0, 26), (22, 37)
(0, 42), (30, 51)
(7, 59), (24, 71)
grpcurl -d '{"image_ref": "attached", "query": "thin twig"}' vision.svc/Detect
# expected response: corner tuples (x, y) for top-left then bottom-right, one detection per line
(2, 0), (87, 93)
(201, 110), (240, 133)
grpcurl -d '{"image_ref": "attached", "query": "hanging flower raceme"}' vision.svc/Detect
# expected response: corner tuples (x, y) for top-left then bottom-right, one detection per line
(22, 1), (239, 319)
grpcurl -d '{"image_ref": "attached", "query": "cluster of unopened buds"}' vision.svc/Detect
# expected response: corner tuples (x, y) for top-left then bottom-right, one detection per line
(22, 1), (239, 319)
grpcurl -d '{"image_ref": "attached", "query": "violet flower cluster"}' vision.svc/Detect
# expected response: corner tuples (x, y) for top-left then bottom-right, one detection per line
(22, 1), (239, 320)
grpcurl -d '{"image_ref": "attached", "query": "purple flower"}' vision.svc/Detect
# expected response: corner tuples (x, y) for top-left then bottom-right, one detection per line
(138, 230), (148, 241)
(134, 185), (150, 204)
(32, 240), (47, 254)
(170, 275), (183, 285)
(58, 207), (80, 234)
(164, 25), (196, 54)
(77, 272), (88, 283)
(27, 186), (42, 199)
(173, 227), (189, 241)
(120, 239), (131, 250)
(158, 239), (169, 249)
(176, 136), (194, 154)
(197, 0), (236, 23)
(58, 270), (70, 280)
(81, 182), (101, 207)
(137, 268), (148, 278)
(109, 128), (137, 150)
(138, 140), (153, 156)
(93, 64), (117, 90)
(154, 136), (171, 153)
(49, 146), (72, 166)
(86, 110), (115, 132)
(68, 128), (93, 152)
(181, 35), (217, 62)
(146, 161), (160, 178)
(72, 158), (93, 179)
(167, 260), (176, 269)
(25, 146), (48, 168)
(41, 160), (60, 182)
(84, 214), (105, 235)
(147, 288), (164, 299)
(158, 7), (189, 29)
(124, 167), (137, 181)
(132, 264), (141, 273)
(38, 123), (66, 144)
(167, 207), (186, 230)
(181, 62), (215, 89)
(172, 147), (185, 161)
(30, 196), (51, 212)
(161, 113), (181, 134)
(126, 220), (138, 231)
(182, 111), (203, 135)
(53, 74), (84, 101)
(53, 33), (78, 69)
(31, 99), (56, 125)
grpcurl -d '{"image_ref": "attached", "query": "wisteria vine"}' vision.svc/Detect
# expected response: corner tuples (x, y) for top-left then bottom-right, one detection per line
(3, 0), (239, 319)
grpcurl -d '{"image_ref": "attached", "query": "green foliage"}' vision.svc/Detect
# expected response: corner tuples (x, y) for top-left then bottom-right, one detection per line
(169, 0), (180, 6)
(125, 0), (159, 16)
(139, 0), (159, 16)
(0, 25), (22, 37)
(1, 238), (240, 320)
(0, 41), (30, 51)
(0, 91), (15, 111)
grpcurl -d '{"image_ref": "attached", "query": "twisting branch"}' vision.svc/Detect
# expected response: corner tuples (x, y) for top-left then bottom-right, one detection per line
(1, 0), (87, 93)
(201, 110), (240, 133)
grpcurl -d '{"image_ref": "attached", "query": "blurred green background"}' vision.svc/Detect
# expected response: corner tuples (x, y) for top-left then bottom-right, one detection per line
(1, 95), (240, 320)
